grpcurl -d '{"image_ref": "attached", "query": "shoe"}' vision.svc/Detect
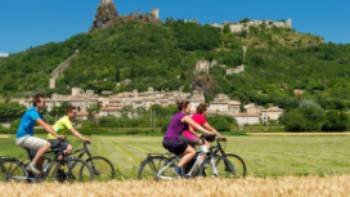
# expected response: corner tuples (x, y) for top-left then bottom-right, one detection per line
(174, 166), (184, 177)
(27, 163), (41, 175)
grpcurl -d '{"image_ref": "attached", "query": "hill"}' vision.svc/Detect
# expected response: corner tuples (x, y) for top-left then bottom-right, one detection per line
(0, 19), (350, 110)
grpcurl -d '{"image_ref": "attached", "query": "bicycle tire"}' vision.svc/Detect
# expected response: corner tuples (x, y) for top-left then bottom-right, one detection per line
(138, 155), (168, 180)
(66, 158), (94, 182)
(0, 158), (28, 182)
(86, 156), (116, 181)
(200, 153), (247, 178)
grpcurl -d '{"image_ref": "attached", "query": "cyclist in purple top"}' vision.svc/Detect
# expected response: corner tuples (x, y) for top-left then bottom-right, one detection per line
(163, 100), (213, 176)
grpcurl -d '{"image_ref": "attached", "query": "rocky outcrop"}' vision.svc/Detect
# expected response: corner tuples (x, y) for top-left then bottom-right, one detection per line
(91, 0), (119, 31)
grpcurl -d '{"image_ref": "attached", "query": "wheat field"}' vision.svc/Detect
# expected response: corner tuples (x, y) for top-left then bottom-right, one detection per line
(0, 176), (349, 197)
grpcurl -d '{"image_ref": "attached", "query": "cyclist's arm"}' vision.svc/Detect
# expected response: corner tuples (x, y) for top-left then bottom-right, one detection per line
(69, 128), (90, 142)
(188, 126), (201, 138)
(203, 122), (223, 137)
(36, 119), (60, 138)
(182, 116), (211, 134)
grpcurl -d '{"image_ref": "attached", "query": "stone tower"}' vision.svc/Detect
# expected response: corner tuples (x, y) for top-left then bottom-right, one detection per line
(91, 0), (119, 30)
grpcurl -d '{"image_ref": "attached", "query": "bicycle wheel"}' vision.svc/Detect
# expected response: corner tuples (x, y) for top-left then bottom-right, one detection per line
(66, 158), (94, 182)
(0, 158), (28, 182)
(201, 153), (247, 178)
(86, 156), (116, 181)
(138, 156), (168, 180)
(155, 157), (179, 180)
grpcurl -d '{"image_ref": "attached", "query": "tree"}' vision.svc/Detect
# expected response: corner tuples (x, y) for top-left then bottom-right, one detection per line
(280, 101), (325, 132)
(0, 102), (26, 122)
(322, 110), (347, 132)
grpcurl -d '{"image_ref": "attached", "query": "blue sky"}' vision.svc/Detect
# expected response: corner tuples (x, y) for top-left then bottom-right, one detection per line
(0, 0), (349, 53)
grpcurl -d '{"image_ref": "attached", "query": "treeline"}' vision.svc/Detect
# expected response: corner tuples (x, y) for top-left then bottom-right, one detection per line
(281, 101), (349, 132)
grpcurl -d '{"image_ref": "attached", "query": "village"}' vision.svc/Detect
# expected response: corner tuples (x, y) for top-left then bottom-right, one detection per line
(15, 87), (283, 126)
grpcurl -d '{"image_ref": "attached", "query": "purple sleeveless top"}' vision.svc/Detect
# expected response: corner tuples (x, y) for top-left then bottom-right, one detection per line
(164, 112), (188, 140)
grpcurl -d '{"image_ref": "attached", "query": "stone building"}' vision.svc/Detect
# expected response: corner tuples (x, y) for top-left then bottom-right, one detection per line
(263, 106), (284, 121)
(91, 0), (160, 31)
(226, 64), (245, 75)
(92, 0), (119, 30)
(235, 113), (261, 126)
(213, 19), (292, 34)
(207, 94), (241, 115)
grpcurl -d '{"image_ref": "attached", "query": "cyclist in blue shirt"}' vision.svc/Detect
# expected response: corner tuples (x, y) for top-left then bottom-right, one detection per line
(16, 94), (63, 175)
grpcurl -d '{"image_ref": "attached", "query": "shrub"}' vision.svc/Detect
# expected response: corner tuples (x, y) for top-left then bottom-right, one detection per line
(322, 110), (347, 132)
(281, 101), (325, 132)
(0, 102), (26, 122)
(207, 115), (237, 132)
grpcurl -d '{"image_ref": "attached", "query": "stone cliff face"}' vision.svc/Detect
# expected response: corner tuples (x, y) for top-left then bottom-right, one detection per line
(91, 0), (119, 30)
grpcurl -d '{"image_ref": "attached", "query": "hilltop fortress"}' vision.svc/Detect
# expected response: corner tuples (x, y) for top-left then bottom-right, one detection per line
(92, 0), (160, 30)
(91, 0), (291, 34)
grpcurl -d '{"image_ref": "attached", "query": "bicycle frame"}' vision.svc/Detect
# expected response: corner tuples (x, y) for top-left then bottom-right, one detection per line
(157, 139), (228, 179)
(72, 143), (93, 160)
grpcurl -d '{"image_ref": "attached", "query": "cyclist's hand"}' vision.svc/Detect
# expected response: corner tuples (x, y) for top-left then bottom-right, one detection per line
(84, 139), (91, 144)
(57, 135), (66, 141)
(217, 136), (227, 142)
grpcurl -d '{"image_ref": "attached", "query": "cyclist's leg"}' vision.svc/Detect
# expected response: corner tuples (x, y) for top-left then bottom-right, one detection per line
(49, 140), (70, 159)
(17, 136), (50, 173)
(178, 145), (196, 168)
(25, 137), (50, 166)
(65, 144), (73, 154)
(163, 139), (195, 175)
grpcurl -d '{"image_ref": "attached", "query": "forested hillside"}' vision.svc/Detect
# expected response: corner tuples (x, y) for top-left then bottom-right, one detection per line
(1, 19), (350, 110)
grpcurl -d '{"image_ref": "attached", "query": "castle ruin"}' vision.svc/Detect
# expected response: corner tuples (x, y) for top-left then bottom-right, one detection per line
(91, 0), (160, 31)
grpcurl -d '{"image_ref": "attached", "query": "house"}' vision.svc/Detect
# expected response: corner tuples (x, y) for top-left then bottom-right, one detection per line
(264, 106), (284, 121)
(234, 113), (260, 126)
(208, 94), (240, 115)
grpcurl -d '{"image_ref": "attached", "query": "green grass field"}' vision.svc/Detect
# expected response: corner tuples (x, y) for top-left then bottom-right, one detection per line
(1, 135), (350, 179)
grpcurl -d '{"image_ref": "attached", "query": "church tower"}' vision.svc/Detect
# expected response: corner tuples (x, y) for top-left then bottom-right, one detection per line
(91, 0), (119, 30)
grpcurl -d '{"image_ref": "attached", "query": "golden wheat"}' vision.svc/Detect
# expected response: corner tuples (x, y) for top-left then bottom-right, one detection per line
(0, 176), (349, 197)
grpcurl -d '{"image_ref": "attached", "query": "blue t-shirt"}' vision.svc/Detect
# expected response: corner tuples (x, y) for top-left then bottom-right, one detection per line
(16, 107), (42, 139)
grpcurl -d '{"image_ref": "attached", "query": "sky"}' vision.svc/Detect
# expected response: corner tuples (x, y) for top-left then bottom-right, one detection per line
(0, 0), (349, 53)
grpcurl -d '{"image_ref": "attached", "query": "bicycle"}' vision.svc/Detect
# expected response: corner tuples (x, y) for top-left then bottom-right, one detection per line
(138, 137), (246, 180)
(3, 144), (94, 183)
(71, 142), (116, 181)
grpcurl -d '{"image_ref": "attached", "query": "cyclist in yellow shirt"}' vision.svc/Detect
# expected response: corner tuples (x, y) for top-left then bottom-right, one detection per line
(47, 105), (91, 155)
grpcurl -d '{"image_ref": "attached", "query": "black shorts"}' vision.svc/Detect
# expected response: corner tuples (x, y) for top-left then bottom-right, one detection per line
(48, 140), (69, 153)
(162, 138), (188, 155)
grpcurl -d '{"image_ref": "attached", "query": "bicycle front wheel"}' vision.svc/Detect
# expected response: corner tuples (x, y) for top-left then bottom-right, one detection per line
(202, 153), (246, 178)
(215, 154), (247, 178)
(86, 156), (116, 181)
(0, 158), (28, 182)
(67, 158), (94, 182)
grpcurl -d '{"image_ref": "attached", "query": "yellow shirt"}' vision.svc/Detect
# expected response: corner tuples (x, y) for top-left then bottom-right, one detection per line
(47, 116), (73, 140)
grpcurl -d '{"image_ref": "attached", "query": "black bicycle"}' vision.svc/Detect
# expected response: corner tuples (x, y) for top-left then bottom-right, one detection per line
(138, 137), (247, 180)
(71, 142), (116, 181)
(2, 146), (94, 183)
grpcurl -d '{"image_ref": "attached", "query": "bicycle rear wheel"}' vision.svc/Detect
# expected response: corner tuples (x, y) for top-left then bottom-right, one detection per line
(138, 156), (167, 180)
(201, 153), (246, 178)
(155, 158), (179, 180)
(86, 156), (116, 181)
(0, 158), (28, 182)
(67, 158), (94, 182)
